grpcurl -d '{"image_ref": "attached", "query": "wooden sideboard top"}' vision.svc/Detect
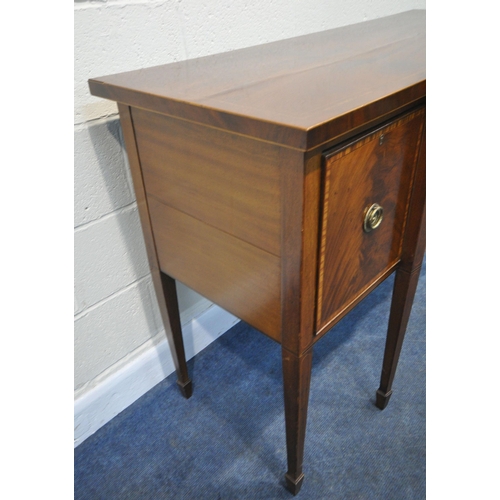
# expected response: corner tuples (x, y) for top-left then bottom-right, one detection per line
(89, 10), (425, 150)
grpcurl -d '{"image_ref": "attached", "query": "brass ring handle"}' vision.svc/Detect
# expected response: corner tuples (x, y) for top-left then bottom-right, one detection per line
(363, 203), (384, 232)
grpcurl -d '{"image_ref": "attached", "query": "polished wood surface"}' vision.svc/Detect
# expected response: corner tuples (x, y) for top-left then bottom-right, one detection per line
(160, 273), (193, 398)
(90, 11), (425, 495)
(148, 197), (282, 341)
(133, 107), (282, 256)
(89, 10), (425, 149)
(316, 109), (424, 334)
(297, 155), (322, 351)
(377, 117), (426, 409)
(282, 347), (313, 495)
(117, 103), (192, 397)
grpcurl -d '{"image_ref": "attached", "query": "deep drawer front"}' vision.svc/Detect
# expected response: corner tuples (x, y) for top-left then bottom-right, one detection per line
(316, 109), (424, 335)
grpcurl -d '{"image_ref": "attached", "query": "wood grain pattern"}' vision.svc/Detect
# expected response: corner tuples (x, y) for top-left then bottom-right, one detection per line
(117, 104), (192, 396)
(400, 117), (427, 273)
(89, 10), (425, 150)
(316, 109), (424, 333)
(160, 273), (193, 398)
(117, 104), (159, 272)
(148, 197), (282, 341)
(282, 346), (313, 495)
(133, 108), (281, 256)
(88, 13), (426, 493)
(279, 147), (306, 354)
(299, 155), (322, 348)
(376, 117), (426, 409)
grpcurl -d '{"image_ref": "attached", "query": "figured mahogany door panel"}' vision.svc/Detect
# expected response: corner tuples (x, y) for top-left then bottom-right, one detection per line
(132, 107), (281, 257)
(148, 197), (282, 342)
(316, 109), (424, 335)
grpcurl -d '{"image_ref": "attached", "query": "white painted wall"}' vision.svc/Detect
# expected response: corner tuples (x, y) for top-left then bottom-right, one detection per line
(74, 0), (426, 443)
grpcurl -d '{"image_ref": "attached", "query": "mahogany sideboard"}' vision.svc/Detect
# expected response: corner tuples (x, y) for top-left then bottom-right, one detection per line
(89, 10), (425, 495)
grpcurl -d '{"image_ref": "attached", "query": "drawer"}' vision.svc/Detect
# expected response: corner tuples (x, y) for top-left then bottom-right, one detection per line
(315, 109), (425, 335)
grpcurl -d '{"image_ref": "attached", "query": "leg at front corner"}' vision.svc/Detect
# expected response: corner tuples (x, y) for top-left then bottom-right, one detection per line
(282, 347), (313, 495)
(376, 266), (422, 409)
(377, 118), (426, 410)
(157, 272), (192, 398)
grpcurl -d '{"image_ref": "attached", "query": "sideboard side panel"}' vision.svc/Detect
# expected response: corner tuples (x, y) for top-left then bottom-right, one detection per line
(117, 104), (192, 388)
(129, 108), (286, 342)
(149, 198), (282, 341)
(132, 108), (282, 257)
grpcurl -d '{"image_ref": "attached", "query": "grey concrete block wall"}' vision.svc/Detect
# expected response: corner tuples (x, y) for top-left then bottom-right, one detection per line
(74, 0), (426, 402)
(74, 205), (150, 313)
(74, 277), (162, 392)
(74, 119), (134, 228)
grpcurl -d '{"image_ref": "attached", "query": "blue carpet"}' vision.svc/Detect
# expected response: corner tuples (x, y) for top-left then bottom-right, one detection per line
(75, 260), (425, 499)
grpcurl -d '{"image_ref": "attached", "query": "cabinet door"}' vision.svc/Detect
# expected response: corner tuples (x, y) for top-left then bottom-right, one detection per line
(315, 109), (424, 335)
